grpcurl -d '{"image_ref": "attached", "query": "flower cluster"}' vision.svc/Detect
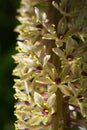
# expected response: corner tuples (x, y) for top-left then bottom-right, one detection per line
(13, 0), (87, 130)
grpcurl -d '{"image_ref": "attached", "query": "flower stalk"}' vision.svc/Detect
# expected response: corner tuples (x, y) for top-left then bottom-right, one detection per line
(13, 0), (87, 130)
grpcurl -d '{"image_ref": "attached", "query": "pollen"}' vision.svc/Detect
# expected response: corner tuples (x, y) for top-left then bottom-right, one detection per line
(24, 30), (28, 33)
(15, 127), (18, 130)
(32, 16), (35, 19)
(15, 46), (19, 50)
(42, 108), (49, 115)
(14, 105), (16, 108)
(36, 19), (39, 23)
(31, 109), (35, 113)
(52, 68), (55, 73)
(14, 79), (18, 82)
(26, 21), (30, 24)
(24, 62), (28, 65)
(51, 24), (55, 27)
(13, 94), (17, 100)
(43, 102), (47, 106)
(28, 32), (31, 34)
(53, 31), (56, 34)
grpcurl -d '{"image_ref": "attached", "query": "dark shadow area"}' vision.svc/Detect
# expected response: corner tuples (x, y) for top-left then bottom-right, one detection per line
(0, 0), (20, 129)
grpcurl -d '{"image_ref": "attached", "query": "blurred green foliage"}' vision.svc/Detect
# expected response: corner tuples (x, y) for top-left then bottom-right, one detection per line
(0, 0), (20, 129)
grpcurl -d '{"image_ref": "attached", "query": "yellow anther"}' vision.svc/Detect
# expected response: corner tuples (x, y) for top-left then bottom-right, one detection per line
(51, 24), (55, 27)
(53, 31), (56, 34)
(24, 30), (28, 33)
(61, 65), (64, 68)
(31, 109), (35, 113)
(52, 68), (55, 74)
(24, 62), (28, 65)
(14, 105), (16, 108)
(14, 79), (18, 82)
(45, 109), (48, 113)
(66, 75), (69, 78)
(53, 81), (56, 85)
(13, 94), (17, 100)
(43, 102), (47, 106)
(28, 32), (31, 35)
(36, 19), (39, 23)
(36, 102), (39, 105)
(36, 61), (40, 64)
(23, 72), (27, 75)
(15, 127), (18, 130)
(21, 49), (24, 52)
(13, 69), (17, 73)
(32, 16), (35, 19)
(77, 57), (81, 60)
(33, 55), (37, 59)
(68, 58), (72, 61)
(21, 13), (25, 17)
(46, 76), (50, 80)
(15, 47), (22, 52)
(26, 21), (30, 24)
(15, 46), (19, 50)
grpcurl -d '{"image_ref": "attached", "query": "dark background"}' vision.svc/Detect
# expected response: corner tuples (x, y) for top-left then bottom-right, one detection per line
(0, 0), (20, 129)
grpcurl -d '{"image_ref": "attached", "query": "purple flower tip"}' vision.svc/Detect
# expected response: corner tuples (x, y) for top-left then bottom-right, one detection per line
(18, 101), (30, 106)
(42, 109), (48, 116)
(81, 71), (87, 76)
(24, 101), (30, 106)
(67, 55), (74, 61)
(36, 66), (42, 70)
(25, 128), (29, 130)
(55, 77), (61, 84)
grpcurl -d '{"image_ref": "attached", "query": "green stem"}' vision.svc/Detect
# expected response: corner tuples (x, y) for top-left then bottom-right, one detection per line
(52, 89), (64, 130)
(52, 90), (70, 130)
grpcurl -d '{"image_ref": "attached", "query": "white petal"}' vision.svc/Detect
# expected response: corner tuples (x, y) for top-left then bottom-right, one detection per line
(43, 55), (51, 66)
(34, 92), (44, 107)
(47, 93), (56, 107)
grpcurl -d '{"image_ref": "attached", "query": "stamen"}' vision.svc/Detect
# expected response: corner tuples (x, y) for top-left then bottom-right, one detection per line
(42, 108), (49, 116)
(67, 55), (74, 61)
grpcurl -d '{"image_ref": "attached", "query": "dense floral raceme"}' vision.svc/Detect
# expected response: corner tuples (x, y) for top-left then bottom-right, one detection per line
(13, 0), (87, 130)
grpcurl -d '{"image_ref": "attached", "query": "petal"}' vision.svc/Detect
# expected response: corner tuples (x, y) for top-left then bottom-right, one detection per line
(43, 55), (51, 66)
(47, 93), (56, 107)
(28, 115), (43, 126)
(43, 114), (51, 125)
(58, 85), (73, 96)
(34, 92), (44, 107)
(48, 85), (57, 95)
(36, 76), (53, 85)
(52, 48), (65, 59)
